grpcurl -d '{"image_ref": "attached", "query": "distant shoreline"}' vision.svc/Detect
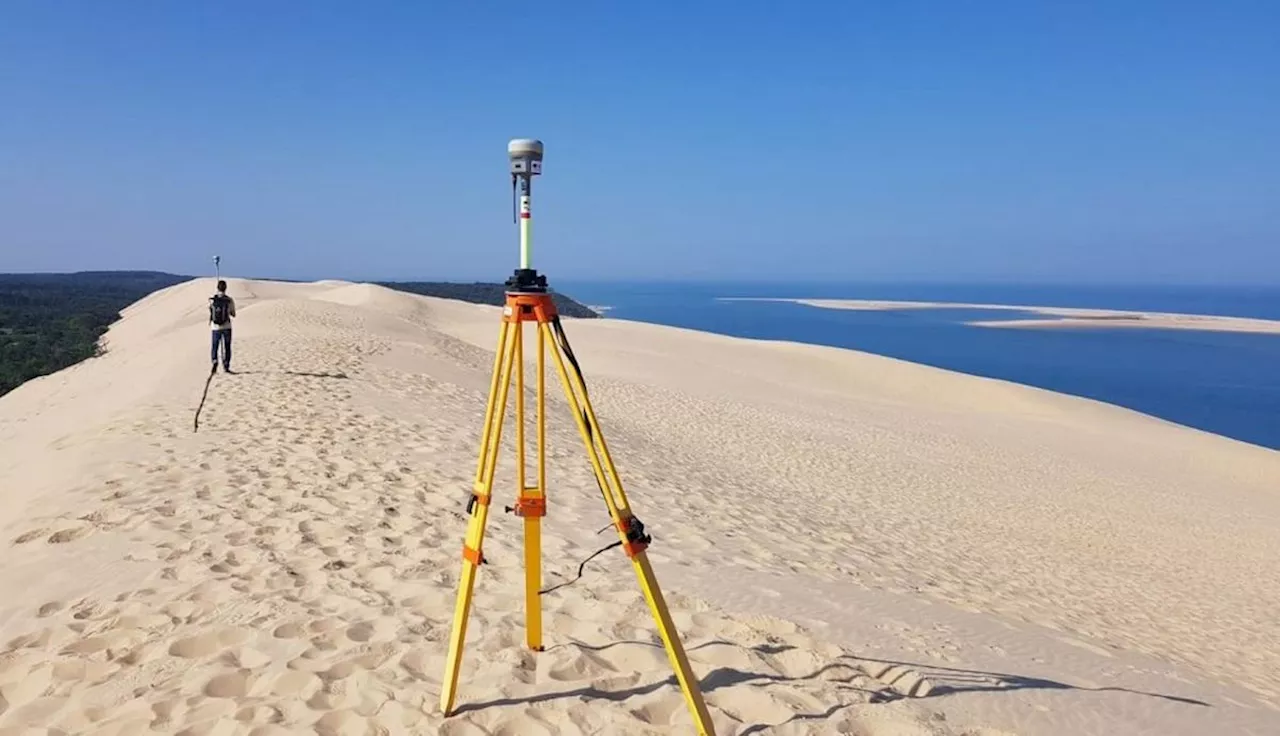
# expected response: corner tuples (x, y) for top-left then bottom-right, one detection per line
(719, 297), (1280, 335)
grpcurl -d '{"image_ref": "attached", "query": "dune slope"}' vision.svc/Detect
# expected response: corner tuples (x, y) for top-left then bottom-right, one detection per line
(1, 278), (1278, 736)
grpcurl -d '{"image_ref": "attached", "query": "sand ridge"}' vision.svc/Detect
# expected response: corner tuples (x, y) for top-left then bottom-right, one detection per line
(1, 277), (1277, 735)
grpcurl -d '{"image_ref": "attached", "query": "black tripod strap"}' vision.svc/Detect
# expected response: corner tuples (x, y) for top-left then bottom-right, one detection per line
(551, 316), (593, 438)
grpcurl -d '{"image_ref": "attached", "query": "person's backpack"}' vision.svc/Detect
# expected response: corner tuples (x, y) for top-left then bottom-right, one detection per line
(210, 294), (232, 326)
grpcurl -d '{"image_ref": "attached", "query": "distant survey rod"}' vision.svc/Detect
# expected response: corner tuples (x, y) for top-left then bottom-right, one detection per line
(508, 138), (543, 271)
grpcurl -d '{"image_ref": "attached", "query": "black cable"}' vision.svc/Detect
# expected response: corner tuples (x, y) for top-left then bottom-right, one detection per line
(551, 315), (594, 440)
(193, 364), (216, 432)
(551, 316), (586, 392)
(539, 522), (616, 595)
(540, 541), (622, 595)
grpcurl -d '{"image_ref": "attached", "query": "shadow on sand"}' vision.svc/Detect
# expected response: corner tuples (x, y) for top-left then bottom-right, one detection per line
(227, 370), (350, 379)
(448, 639), (1209, 732)
(282, 370), (350, 379)
(867, 656), (1210, 707)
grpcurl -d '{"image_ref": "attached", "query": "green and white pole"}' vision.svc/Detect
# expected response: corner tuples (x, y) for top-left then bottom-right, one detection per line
(519, 177), (532, 269)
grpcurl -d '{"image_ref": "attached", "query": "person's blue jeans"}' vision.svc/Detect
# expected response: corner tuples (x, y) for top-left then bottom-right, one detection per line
(211, 329), (232, 369)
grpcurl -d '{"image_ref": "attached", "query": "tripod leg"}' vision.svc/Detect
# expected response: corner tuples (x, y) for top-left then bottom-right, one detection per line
(537, 321), (547, 520)
(474, 317), (511, 483)
(440, 320), (519, 716)
(539, 322), (716, 735)
(521, 323), (547, 650)
(515, 322), (545, 650)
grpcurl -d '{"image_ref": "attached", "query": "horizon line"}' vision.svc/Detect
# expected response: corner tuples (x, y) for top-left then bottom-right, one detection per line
(3, 269), (1280, 290)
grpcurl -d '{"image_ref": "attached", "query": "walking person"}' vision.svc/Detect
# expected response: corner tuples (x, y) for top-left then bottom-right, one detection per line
(209, 280), (236, 373)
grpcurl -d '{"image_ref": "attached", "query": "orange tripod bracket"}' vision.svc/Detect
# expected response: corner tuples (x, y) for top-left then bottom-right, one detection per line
(439, 286), (717, 735)
(509, 496), (547, 518)
(504, 291), (559, 324)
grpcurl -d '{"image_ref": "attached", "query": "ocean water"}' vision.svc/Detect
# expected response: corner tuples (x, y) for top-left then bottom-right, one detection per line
(554, 281), (1280, 450)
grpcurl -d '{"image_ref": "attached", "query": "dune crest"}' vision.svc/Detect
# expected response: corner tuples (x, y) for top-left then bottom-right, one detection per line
(2, 278), (1278, 735)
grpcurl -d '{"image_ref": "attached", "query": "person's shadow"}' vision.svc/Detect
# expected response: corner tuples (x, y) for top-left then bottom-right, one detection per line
(226, 370), (350, 379)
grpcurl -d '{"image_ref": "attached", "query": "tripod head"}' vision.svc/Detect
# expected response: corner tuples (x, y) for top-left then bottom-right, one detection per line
(506, 138), (547, 293)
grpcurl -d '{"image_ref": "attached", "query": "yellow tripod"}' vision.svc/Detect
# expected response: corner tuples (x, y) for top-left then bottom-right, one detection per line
(439, 289), (716, 734)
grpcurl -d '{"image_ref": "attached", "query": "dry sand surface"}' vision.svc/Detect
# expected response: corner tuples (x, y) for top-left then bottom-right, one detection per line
(729, 297), (1280, 334)
(1, 278), (1278, 735)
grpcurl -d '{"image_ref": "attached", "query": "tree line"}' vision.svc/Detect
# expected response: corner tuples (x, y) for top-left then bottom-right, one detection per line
(0, 271), (193, 397)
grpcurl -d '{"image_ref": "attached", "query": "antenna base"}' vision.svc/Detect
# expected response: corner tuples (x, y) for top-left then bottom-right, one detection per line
(505, 268), (547, 294)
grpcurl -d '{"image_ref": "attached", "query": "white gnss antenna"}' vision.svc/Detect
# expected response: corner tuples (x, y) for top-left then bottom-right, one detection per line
(506, 138), (546, 292)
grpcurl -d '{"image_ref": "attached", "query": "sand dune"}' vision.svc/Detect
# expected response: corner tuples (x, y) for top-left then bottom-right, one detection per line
(726, 297), (1280, 334)
(2, 278), (1278, 735)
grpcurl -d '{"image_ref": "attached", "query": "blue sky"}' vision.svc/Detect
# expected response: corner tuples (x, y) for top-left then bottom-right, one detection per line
(2, 2), (1277, 283)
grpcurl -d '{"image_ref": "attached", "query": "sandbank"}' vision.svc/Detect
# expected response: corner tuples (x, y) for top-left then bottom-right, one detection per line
(723, 297), (1280, 335)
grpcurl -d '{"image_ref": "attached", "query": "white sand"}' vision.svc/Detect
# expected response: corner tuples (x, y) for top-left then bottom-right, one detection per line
(2, 278), (1278, 735)
(729, 297), (1280, 334)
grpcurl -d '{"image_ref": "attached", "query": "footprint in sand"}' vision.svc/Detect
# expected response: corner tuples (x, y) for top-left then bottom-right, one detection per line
(270, 670), (324, 699)
(36, 601), (64, 618)
(220, 646), (272, 670)
(344, 621), (387, 643)
(12, 528), (49, 544)
(272, 621), (308, 640)
(168, 628), (253, 659)
(70, 600), (103, 621)
(203, 670), (256, 698)
(545, 649), (620, 682)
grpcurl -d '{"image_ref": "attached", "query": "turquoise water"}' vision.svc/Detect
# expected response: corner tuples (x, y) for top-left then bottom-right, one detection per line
(555, 282), (1280, 450)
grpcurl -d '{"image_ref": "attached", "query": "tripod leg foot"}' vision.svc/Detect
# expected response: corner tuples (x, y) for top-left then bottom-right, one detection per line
(440, 546), (483, 715)
(524, 506), (544, 650)
(631, 551), (717, 734)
